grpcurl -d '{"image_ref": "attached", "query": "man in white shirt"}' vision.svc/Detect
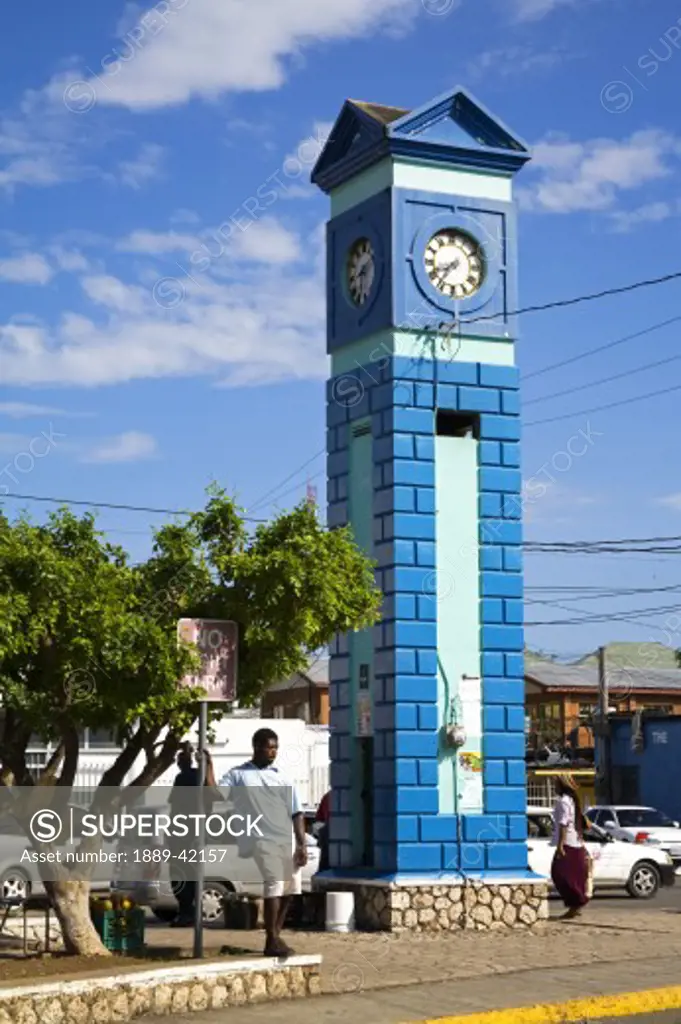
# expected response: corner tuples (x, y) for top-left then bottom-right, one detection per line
(220, 728), (307, 957)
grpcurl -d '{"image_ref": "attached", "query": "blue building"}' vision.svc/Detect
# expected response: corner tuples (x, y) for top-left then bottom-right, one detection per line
(609, 714), (681, 822)
(313, 89), (547, 931)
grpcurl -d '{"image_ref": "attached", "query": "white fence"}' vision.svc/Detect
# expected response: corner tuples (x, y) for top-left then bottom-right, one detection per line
(29, 720), (330, 811)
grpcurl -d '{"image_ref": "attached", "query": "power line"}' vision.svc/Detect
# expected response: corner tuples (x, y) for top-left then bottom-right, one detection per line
(248, 449), (325, 512)
(463, 271), (681, 327)
(524, 380), (681, 428)
(527, 602), (681, 627)
(0, 492), (268, 523)
(527, 532), (681, 548)
(522, 314), (681, 382)
(266, 470), (325, 509)
(526, 584), (681, 604)
(524, 532), (681, 548)
(524, 353), (681, 407)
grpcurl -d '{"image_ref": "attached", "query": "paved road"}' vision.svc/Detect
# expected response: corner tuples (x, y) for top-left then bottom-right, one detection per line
(555, 883), (681, 913)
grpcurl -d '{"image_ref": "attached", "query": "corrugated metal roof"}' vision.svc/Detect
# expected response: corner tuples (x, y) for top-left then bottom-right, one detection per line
(265, 656), (329, 694)
(526, 662), (681, 692)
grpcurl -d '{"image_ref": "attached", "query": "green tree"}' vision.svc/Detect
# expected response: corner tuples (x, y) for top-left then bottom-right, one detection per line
(0, 490), (380, 955)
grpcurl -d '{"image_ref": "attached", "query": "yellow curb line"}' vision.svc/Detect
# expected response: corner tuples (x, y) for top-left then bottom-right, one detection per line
(414, 984), (681, 1023)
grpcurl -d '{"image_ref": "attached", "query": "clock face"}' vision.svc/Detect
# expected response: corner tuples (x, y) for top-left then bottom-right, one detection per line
(347, 238), (375, 306)
(424, 230), (485, 300)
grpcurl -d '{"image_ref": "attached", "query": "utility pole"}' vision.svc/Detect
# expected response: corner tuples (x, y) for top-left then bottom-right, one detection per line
(595, 646), (610, 804)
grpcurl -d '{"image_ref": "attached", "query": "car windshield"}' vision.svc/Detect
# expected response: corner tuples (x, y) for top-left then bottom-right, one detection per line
(617, 808), (675, 828)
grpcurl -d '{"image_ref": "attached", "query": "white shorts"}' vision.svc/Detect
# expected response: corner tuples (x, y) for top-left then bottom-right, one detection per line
(263, 868), (302, 900)
(255, 836), (302, 900)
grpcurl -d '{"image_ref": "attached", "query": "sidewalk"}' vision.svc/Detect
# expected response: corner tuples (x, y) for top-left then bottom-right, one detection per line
(141, 960), (681, 1022)
(140, 906), (681, 1020)
(148, 905), (681, 994)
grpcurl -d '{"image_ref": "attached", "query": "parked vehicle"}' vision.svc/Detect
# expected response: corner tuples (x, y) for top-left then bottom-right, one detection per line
(0, 806), (113, 903)
(587, 805), (681, 872)
(528, 806), (675, 899)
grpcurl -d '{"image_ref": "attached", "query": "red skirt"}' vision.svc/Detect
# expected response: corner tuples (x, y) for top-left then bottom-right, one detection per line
(551, 845), (589, 908)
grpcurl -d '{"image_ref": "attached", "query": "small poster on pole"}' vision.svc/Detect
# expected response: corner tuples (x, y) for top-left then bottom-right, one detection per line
(177, 618), (238, 702)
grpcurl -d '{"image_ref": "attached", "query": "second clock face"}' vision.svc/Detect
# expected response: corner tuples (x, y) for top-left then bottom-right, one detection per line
(424, 230), (485, 300)
(347, 237), (375, 306)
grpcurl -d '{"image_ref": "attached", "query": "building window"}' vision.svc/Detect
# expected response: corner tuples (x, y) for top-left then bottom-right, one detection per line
(527, 702), (563, 746)
(86, 728), (117, 748)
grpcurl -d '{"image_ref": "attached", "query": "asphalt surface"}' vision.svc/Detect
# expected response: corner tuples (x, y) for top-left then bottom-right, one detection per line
(565, 880), (681, 913)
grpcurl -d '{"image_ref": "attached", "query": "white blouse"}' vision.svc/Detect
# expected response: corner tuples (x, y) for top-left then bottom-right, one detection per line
(551, 794), (583, 848)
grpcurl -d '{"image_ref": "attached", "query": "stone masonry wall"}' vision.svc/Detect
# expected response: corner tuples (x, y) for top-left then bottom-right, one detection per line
(318, 881), (548, 932)
(0, 959), (321, 1024)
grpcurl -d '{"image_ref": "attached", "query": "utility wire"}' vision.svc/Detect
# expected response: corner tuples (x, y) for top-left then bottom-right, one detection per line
(522, 314), (681, 382)
(248, 449), (325, 512)
(524, 380), (681, 427)
(0, 491), (268, 523)
(524, 353), (681, 407)
(526, 584), (681, 604)
(527, 532), (681, 548)
(527, 602), (681, 627)
(462, 271), (681, 327)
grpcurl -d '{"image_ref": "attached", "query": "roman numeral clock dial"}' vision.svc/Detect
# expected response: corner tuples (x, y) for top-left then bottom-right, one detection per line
(347, 237), (375, 306)
(424, 230), (485, 300)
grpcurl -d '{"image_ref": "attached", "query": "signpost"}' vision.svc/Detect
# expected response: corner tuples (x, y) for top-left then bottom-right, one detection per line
(177, 618), (238, 958)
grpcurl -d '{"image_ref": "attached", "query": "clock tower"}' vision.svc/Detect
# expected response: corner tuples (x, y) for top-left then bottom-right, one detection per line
(313, 88), (548, 931)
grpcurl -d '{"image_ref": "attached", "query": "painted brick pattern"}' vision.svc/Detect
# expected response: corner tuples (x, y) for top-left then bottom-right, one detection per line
(326, 354), (527, 874)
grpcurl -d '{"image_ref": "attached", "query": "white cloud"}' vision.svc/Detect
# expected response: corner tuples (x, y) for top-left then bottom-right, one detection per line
(0, 85), (93, 194)
(610, 200), (681, 233)
(48, 246), (91, 272)
(57, 0), (417, 111)
(230, 217), (301, 264)
(117, 230), (199, 255)
(467, 45), (569, 78)
(0, 220), (327, 389)
(511, 0), (583, 20)
(118, 216), (302, 266)
(0, 252), (53, 284)
(0, 401), (69, 419)
(117, 143), (165, 189)
(80, 274), (148, 315)
(170, 209), (201, 226)
(524, 481), (599, 527)
(519, 129), (681, 214)
(81, 431), (158, 464)
(656, 494), (681, 511)
(0, 432), (35, 454)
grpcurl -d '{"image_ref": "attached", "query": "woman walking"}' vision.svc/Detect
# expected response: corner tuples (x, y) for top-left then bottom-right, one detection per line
(551, 774), (590, 919)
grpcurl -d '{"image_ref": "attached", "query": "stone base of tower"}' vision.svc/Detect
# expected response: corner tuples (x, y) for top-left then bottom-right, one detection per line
(312, 875), (549, 932)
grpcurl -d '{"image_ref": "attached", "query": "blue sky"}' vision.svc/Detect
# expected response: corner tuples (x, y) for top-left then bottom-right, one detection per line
(1, 0), (680, 660)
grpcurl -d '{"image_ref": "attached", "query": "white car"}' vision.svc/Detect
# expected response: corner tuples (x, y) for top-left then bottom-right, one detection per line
(527, 806), (676, 899)
(587, 805), (681, 872)
(0, 805), (113, 904)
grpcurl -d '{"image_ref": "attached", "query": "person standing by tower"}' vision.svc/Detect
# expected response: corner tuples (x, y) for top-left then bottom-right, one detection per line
(221, 728), (307, 957)
(550, 774), (591, 919)
(168, 742), (218, 927)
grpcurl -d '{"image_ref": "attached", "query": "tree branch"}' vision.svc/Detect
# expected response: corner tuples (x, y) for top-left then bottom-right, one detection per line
(35, 742), (66, 786)
(55, 728), (79, 788)
(125, 730), (179, 791)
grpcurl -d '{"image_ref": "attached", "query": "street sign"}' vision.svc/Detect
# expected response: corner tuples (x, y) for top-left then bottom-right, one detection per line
(177, 618), (238, 702)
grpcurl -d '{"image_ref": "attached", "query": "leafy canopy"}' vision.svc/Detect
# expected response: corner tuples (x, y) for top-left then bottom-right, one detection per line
(0, 489), (381, 785)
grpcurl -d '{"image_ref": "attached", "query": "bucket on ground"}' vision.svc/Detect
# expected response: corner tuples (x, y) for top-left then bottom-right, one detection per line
(325, 891), (355, 932)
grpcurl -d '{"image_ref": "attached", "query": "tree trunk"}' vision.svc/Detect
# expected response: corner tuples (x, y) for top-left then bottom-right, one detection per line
(45, 878), (111, 956)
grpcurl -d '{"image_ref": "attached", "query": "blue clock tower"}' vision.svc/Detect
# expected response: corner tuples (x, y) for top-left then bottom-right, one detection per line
(313, 88), (548, 931)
